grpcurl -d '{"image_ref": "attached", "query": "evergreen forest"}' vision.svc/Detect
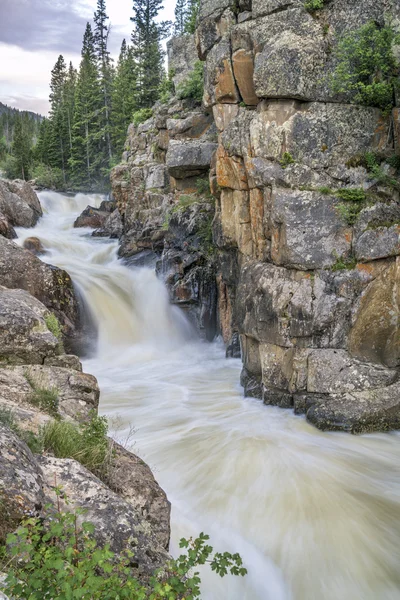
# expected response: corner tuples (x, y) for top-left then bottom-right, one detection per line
(0, 0), (200, 191)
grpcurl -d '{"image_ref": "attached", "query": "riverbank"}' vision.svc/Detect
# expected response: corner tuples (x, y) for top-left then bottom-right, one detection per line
(8, 188), (400, 600)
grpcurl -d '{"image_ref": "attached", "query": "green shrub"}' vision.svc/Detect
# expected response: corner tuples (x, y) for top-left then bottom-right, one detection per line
(329, 21), (400, 112)
(318, 186), (333, 195)
(2, 505), (246, 600)
(305, 0), (325, 12)
(31, 163), (65, 190)
(364, 151), (400, 190)
(132, 108), (153, 127)
(45, 312), (63, 343)
(41, 414), (110, 477)
(45, 312), (64, 354)
(196, 177), (212, 197)
(0, 155), (21, 180)
(336, 202), (364, 226)
(336, 188), (366, 203)
(177, 61), (204, 103)
(158, 70), (175, 104)
(279, 152), (295, 168)
(331, 255), (357, 271)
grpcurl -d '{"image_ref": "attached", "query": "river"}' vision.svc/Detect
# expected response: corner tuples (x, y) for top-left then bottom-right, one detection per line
(16, 191), (400, 600)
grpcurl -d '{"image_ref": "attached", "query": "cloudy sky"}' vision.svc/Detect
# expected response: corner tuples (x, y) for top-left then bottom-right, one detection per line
(0, 0), (176, 115)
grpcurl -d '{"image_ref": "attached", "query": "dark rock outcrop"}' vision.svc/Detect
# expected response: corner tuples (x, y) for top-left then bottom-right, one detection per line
(0, 236), (81, 351)
(74, 205), (109, 229)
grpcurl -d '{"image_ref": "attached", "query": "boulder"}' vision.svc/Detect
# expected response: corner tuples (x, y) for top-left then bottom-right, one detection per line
(0, 179), (42, 228)
(92, 209), (123, 239)
(0, 213), (16, 240)
(349, 259), (400, 368)
(306, 381), (400, 434)
(108, 443), (171, 550)
(270, 188), (352, 270)
(38, 456), (169, 576)
(166, 140), (218, 178)
(0, 287), (59, 365)
(74, 206), (109, 229)
(0, 237), (80, 349)
(23, 236), (46, 256)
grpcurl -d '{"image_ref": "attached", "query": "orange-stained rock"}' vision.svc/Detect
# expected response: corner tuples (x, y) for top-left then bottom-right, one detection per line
(216, 145), (249, 191)
(249, 188), (270, 261)
(349, 258), (400, 368)
(232, 49), (259, 106)
(215, 59), (240, 104)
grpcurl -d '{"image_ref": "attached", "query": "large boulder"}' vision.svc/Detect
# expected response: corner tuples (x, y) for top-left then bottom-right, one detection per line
(108, 443), (171, 550)
(166, 140), (218, 178)
(92, 209), (123, 239)
(306, 381), (400, 434)
(4, 365), (99, 422)
(0, 179), (42, 228)
(0, 237), (81, 350)
(74, 206), (109, 229)
(0, 287), (59, 365)
(38, 456), (169, 577)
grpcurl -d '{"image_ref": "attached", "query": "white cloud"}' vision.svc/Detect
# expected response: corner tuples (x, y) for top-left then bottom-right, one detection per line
(0, 0), (177, 115)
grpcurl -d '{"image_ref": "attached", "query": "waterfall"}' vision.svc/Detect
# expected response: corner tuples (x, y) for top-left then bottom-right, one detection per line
(15, 191), (400, 600)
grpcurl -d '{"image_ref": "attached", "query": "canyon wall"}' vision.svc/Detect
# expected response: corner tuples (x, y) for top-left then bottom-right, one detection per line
(112, 1), (400, 433)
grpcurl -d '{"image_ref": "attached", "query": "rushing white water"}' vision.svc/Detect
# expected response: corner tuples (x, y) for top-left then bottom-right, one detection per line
(16, 191), (400, 600)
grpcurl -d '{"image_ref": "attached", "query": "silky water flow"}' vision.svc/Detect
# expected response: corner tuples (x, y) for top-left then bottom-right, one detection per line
(16, 191), (400, 600)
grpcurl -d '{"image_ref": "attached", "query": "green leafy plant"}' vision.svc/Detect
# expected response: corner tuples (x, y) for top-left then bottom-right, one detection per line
(31, 164), (65, 190)
(132, 108), (153, 127)
(336, 188), (366, 203)
(279, 152), (295, 168)
(329, 21), (400, 113)
(2, 504), (246, 600)
(331, 254), (358, 271)
(177, 61), (204, 103)
(305, 0), (325, 12)
(44, 312), (64, 353)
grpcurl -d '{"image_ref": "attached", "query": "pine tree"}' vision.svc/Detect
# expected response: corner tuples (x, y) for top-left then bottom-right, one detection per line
(94, 0), (113, 165)
(65, 62), (78, 154)
(12, 114), (32, 180)
(130, 0), (171, 108)
(111, 40), (138, 156)
(174, 0), (188, 35)
(184, 0), (200, 34)
(69, 23), (102, 189)
(48, 55), (69, 182)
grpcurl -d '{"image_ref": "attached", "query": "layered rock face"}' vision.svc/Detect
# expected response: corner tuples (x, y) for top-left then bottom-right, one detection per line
(197, 0), (400, 432)
(111, 36), (219, 339)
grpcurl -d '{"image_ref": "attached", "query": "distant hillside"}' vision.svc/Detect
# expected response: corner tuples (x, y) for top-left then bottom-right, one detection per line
(0, 101), (43, 122)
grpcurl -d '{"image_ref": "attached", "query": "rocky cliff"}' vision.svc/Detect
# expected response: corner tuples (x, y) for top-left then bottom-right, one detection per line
(111, 1), (400, 433)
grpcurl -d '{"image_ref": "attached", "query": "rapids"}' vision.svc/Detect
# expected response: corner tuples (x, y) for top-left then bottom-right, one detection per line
(16, 191), (400, 600)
